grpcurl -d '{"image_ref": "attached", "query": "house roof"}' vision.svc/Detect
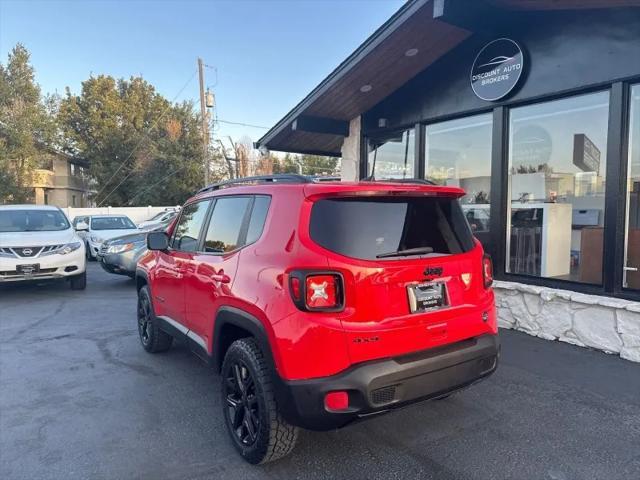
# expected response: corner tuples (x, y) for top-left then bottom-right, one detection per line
(257, 0), (640, 157)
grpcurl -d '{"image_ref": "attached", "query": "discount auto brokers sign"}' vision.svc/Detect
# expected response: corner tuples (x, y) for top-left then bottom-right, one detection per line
(471, 39), (524, 101)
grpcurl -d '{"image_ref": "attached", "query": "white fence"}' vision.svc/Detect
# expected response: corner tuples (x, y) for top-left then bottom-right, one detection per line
(63, 206), (180, 224)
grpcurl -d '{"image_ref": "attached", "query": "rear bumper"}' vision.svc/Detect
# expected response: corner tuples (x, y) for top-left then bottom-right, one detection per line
(275, 333), (499, 431)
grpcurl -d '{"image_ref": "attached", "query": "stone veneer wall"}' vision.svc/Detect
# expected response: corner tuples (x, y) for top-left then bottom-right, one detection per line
(494, 281), (640, 363)
(340, 116), (361, 181)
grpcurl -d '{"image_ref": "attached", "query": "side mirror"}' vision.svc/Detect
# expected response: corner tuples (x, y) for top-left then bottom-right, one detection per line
(147, 231), (169, 251)
(75, 221), (89, 231)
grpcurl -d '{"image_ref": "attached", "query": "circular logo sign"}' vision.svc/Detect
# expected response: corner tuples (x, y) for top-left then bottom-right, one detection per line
(471, 38), (524, 101)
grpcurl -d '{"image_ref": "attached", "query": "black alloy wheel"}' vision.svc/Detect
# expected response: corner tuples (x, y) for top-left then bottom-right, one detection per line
(137, 294), (152, 347)
(224, 361), (260, 446)
(220, 338), (298, 464)
(136, 285), (172, 353)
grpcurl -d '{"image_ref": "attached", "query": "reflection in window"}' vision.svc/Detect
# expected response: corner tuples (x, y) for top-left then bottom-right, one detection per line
(506, 92), (609, 284)
(368, 129), (414, 179)
(624, 85), (640, 290)
(425, 114), (493, 247)
(204, 197), (251, 253)
(246, 196), (271, 245)
(171, 201), (211, 252)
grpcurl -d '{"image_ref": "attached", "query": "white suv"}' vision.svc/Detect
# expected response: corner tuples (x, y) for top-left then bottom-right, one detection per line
(0, 205), (87, 289)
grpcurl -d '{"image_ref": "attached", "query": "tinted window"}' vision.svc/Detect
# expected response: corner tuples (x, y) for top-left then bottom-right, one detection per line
(91, 216), (136, 230)
(368, 129), (415, 179)
(310, 197), (474, 260)
(171, 201), (211, 252)
(506, 91), (609, 284)
(246, 196), (271, 244)
(0, 209), (70, 232)
(204, 197), (251, 253)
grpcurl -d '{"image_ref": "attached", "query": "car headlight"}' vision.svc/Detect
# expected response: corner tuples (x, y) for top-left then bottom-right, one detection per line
(90, 235), (103, 243)
(58, 242), (82, 255)
(106, 243), (135, 254)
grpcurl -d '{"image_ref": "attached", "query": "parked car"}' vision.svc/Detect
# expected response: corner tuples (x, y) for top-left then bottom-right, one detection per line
(97, 232), (148, 278)
(74, 215), (139, 260)
(0, 205), (86, 289)
(135, 175), (499, 464)
(136, 208), (179, 231)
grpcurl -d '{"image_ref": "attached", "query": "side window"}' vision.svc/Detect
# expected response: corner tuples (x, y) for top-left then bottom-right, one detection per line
(171, 200), (211, 252)
(204, 197), (251, 253)
(246, 196), (271, 245)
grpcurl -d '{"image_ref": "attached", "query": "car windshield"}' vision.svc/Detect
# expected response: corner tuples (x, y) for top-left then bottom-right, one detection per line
(0, 209), (70, 232)
(147, 211), (167, 221)
(91, 216), (136, 230)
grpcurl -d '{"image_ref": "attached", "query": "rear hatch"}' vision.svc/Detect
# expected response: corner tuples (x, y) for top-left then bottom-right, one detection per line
(304, 186), (496, 364)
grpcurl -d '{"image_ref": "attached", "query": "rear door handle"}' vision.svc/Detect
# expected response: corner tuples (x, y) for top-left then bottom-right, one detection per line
(211, 273), (231, 284)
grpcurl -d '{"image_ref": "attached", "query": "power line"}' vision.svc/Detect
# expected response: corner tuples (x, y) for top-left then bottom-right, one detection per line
(95, 70), (198, 206)
(126, 164), (188, 206)
(215, 119), (269, 129)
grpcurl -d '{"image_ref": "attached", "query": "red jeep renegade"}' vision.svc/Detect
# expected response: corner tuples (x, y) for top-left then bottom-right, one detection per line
(136, 174), (499, 464)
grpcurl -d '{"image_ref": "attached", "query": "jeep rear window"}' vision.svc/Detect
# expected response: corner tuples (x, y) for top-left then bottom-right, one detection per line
(309, 196), (474, 260)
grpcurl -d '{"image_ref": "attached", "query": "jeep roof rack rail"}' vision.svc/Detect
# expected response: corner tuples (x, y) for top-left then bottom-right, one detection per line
(197, 174), (313, 194)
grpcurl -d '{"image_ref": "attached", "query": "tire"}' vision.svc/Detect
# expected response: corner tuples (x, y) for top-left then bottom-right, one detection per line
(137, 285), (173, 353)
(221, 338), (298, 464)
(70, 271), (87, 290)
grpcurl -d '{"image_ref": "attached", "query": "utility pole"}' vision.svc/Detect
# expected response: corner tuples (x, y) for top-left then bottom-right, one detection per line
(198, 57), (209, 187)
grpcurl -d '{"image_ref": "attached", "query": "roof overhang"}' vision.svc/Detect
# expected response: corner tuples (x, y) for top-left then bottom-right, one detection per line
(257, 0), (640, 157)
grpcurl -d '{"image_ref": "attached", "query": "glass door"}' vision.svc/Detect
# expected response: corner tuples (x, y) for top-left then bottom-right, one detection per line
(624, 84), (640, 290)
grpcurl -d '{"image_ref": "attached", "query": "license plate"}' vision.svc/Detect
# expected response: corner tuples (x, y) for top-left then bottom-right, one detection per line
(408, 282), (447, 313)
(16, 264), (40, 275)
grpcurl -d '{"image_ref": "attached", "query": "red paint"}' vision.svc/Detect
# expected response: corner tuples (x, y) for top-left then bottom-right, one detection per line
(139, 180), (498, 382)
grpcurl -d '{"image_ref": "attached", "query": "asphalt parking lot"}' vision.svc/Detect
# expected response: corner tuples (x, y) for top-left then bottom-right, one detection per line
(1, 263), (639, 480)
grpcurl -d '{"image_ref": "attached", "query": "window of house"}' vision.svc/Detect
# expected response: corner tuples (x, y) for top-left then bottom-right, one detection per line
(624, 84), (640, 290)
(368, 128), (415, 179)
(506, 91), (610, 284)
(203, 197), (251, 253)
(170, 200), (211, 252)
(424, 114), (493, 248)
(72, 195), (76, 207)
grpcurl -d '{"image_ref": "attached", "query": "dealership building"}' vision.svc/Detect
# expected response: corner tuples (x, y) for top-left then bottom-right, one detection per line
(258, 0), (640, 361)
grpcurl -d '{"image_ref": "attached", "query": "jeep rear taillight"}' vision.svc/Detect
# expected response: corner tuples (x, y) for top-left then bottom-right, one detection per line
(306, 275), (337, 309)
(483, 254), (493, 288)
(288, 271), (344, 312)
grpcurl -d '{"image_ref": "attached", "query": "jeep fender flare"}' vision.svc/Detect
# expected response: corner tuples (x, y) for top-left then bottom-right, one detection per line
(135, 268), (149, 290)
(213, 306), (279, 374)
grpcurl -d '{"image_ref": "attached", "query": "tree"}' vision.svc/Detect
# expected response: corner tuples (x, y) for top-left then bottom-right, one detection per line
(0, 44), (56, 203)
(272, 153), (339, 176)
(298, 154), (339, 176)
(58, 75), (205, 206)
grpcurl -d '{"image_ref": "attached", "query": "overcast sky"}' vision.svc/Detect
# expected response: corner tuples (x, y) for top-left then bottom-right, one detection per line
(0, 0), (403, 142)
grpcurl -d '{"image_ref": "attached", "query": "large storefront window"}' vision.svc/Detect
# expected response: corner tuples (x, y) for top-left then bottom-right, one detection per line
(424, 114), (493, 247)
(624, 84), (640, 290)
(506, 91), (609, 284)
(368, 128), (414, 179)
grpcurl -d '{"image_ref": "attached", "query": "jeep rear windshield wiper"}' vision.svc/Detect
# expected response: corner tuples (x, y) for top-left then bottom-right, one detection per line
(376, 246), (434, 258)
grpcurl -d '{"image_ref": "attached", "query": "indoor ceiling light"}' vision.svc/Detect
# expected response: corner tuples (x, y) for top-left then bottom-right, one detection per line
(360, 84), (372, 93)
(405, 48), (419, 57)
